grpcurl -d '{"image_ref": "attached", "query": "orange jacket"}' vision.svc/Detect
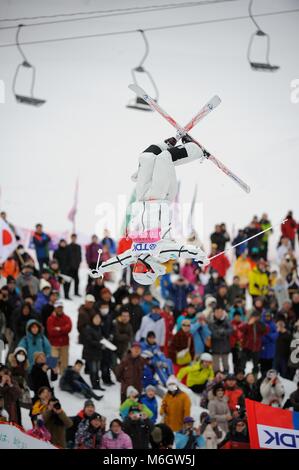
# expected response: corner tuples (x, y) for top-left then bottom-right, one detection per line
(1, 258), (19, 279)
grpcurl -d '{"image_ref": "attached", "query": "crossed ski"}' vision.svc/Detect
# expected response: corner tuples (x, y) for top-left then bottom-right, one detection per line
(129, 84), (250, 194)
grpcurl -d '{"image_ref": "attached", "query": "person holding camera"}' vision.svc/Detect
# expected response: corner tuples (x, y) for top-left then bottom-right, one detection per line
(175, 416), (205, 449)
(199, 412), (226, 449)
(122, 405), (154, 449)
(42, 398), (73, 448)
(0, 365), (21, 424)
(75, 412), (106, 449)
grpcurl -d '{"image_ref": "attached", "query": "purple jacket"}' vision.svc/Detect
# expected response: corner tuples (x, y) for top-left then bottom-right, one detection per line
(101, 430), (132, 449)
(86, 242), (102, 266)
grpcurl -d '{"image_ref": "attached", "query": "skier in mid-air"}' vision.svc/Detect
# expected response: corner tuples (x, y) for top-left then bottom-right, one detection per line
(90, 135), (210, 285)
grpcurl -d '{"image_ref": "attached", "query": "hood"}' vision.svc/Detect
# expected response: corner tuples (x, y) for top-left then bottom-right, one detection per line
(205, 296), (216, 308)
(25, 318), (43, 333)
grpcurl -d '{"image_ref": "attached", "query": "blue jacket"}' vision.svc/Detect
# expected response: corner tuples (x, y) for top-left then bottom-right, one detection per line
(169, 284), (193, 312)
(142, 364), (158, 389)
(140, 394), (158, 423)
(190, 322), (212, 356)
(175, 430), (206, 449)
(176, 314), (198, 331)
(34, 292), (50, 315)
(18, 319), (51, 369)
(160, 274), (172, 300)
(32, 232), (51, 259)
(228, 306), (246, 322)
(140, 339), (164, 359)
(260, 317), (278, 360)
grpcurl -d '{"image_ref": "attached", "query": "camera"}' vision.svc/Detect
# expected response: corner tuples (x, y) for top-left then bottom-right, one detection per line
(53, 401), (61, 410)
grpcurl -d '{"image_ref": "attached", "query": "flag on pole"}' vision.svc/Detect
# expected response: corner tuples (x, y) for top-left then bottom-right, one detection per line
(0, 217), (17, 263)
(246, 398), (299, 449)
(67, 178), (79, 229)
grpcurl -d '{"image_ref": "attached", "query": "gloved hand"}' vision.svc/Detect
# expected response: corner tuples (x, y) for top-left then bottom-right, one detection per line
(164, 136), (177, 148)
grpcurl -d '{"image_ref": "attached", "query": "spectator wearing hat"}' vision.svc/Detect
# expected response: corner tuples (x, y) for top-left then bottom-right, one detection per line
(136, 305), (166, 348)
(176, 304), (198, 331)
(140, 332), (173, 386)
(7, 347), (31, 409)
(208, 384), (231, 433)
(18, 319), (51, 370)
(101, 418), (133, 449)
(140, 385), (158, 423)
(47, 300), (72, 373)
(32, 224), (51, 272)
(220, 418), (250, 449)
(59, 360), (102, 400)
(224, 374), (245, 413)
(199, 412), (226, 449)
(66, 399), (96, 448)
(115, 342), (146, 402)
(160, 376), (191, 432)
(77, 294), (96, 343)
(168, 319), (195, 373)
(34, 279), (52, 315)
(43, 398), (73, 448)
(120, 386), (153, 420)
(175, 416), (205, 449)
(177, 353), (214, 394)
(16, 263), (40, 299)
(260, 369), (285, 406)
(122, 405), (154, 449)
(75, 412), (104, 449)
(208, 308), (232, 374)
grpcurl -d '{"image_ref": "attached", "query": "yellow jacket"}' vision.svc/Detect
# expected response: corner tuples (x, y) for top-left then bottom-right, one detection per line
(249, 267), (269, 296)
(31, 399), (48, 417)
(177, 362), (214, 387)
(160, 390), (191, 432)
(234, 257), (252, 287)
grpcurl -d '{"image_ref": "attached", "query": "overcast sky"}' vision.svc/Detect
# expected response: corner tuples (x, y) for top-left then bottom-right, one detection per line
(0, 0), (298, 249)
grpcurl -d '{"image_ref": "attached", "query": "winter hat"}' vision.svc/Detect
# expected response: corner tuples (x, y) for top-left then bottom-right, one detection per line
(89, 412), (102, 421)
(40, 279), (51, 291)
(183, 416), (195, 424)
(129, 406), (140, 414)
(266, 369), (278, 379)
(225, 374), (236, 381)
(205, 296), (217, 308)
(54, 300), (64, 308)
(85, 294), (95, 302)
(84, 399), (95, 409)
(213, 383), (225, 395)
(126, 386), (139, 398)
(33, 351), (46, 363)
(166, 375), (179, 387)
(200, 353), (213, 362)
(141, 351), (153, 359)
(13, 347), (27, 357)
(131, 341), (141, 349)
(145, 385), (156, 393)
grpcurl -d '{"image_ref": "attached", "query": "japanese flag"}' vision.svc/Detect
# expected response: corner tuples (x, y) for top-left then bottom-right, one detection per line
(0, 218), (17, 264)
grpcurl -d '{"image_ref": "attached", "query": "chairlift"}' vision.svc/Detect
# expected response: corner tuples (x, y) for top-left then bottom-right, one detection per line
(12, 25), (46, 106)
(127, 30), (159, 111)
(247, 0), (280, 72)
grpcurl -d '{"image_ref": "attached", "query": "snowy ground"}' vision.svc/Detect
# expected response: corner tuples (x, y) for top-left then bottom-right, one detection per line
(19, 267), (297, 432)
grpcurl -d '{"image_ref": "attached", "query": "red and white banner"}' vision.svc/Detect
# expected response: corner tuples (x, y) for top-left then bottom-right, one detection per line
(0, 218), (17, 263)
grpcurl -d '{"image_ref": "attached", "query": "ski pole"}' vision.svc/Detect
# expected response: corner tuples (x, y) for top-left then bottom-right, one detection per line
(208, 219), (287, 261)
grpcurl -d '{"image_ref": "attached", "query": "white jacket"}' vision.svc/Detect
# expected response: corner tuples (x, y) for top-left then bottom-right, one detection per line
(135, 314), (166, 347)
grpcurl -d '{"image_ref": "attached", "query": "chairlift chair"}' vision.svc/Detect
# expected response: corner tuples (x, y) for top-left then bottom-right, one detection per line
(12, 25), (46, 106)
(247, 29), (280, 72)
(127, 30), (159, 111)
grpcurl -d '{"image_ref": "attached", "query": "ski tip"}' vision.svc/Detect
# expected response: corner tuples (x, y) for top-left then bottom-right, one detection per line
(244, 185), (251, 194)
(211, 95), (221, 107)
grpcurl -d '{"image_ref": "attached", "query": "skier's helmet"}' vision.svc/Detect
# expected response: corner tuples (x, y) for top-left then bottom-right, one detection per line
(132, 259), (158, 285)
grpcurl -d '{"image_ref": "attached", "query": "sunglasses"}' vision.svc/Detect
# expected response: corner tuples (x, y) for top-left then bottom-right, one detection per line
(182, 324), (191, 327)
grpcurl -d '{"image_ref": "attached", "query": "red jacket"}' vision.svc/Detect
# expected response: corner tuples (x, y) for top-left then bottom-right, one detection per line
(209, 253), (230, 278)
(281, 217), (298, 241)
(224, 386), (244, 412)
(239, 321), (269, 352)
(159, 309), (175, 355)
(47, 312), (72, 347)
(230, 320), (244, 348)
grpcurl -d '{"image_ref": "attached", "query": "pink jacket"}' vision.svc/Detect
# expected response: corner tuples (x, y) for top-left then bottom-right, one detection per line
(100, 430), (133, 449)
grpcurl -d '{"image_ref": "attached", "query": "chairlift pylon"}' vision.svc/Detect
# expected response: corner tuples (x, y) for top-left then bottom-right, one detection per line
(126, 30), (159, 111)
(12, 24), (46, 106)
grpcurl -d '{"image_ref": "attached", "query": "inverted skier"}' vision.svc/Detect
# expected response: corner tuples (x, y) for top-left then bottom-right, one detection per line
(90, 135), (210, 285)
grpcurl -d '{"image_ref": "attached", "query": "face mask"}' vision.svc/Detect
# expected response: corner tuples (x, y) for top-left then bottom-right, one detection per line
(16, 353), (26, 363)
(212, 273), (218, 279)
(167, 384), (178, 392)
(271, 403), (279, 408)
(100, 309), (109, 316)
